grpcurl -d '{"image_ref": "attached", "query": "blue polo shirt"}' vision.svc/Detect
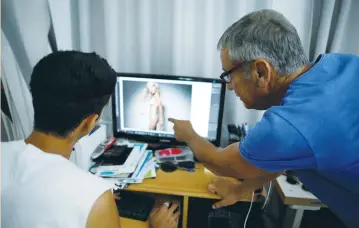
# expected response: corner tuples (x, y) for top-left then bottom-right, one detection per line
(240, 53), (359, 228)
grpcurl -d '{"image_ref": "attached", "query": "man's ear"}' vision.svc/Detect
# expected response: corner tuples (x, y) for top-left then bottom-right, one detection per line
(252, 59), (272, 88)
(79, 114), (99, 136)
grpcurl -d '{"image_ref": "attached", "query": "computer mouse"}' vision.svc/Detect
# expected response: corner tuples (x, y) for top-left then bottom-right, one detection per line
(166, 202), (180, 214)
(160, 162), (177, 172)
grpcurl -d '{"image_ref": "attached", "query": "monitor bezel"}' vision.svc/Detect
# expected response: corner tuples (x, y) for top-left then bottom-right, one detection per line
(112, 72), (226, 146)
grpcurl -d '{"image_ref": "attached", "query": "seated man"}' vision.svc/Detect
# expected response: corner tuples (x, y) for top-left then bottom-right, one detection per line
(169, 9), (359, 228)
(2, 51), (179, 228)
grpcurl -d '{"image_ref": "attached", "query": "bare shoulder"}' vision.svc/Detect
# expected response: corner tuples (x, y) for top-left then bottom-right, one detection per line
(86, 190), (121, 228)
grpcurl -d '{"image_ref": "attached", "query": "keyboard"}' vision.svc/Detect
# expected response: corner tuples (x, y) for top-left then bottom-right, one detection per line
(116, 191), (155, 221)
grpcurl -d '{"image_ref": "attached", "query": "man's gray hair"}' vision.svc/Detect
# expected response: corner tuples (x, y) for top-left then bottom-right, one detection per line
(217, 9), (308, 76)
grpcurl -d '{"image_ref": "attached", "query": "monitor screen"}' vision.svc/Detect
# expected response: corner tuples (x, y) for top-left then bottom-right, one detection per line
(112, 73), (225, 146)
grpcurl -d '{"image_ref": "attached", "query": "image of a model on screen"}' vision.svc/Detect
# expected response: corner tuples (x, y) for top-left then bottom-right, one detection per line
(144, 82), (164, 130)
(121, 80), (192, 132)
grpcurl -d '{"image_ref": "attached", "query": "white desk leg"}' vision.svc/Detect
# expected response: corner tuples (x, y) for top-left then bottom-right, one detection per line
(282, 208), (304, 228)
(282, 205), (320, 228)
(292, 209), (304, 228)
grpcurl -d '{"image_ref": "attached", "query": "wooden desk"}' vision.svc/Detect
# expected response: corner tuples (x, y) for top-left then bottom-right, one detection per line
(120, 163), (257, 228)
(120, 217), (148, 228)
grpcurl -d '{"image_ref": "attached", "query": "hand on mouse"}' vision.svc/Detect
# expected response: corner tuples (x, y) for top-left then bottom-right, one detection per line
(149, 202), (180, 228)
(168, 118), (197, 142)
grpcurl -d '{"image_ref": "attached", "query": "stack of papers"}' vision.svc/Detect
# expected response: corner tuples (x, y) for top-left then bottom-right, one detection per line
(91, 143), (157, 189)
(113, 150), (157, 184)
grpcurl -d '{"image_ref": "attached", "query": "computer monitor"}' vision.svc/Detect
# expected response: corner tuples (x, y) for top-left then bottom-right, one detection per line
(112, 73), (226, 146)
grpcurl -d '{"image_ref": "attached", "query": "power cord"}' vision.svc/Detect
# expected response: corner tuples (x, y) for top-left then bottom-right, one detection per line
(88, 161), (103, 174)
(244, 191), (254, 228)
(244, 181), (272, 228)
(261, 181), (272, 210)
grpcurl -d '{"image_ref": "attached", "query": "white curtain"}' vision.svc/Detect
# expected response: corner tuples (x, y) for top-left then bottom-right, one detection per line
(3, 0), (359, 140)
(48, 0), (359, 134)
(1, 32), (34, 141)
(1, 0), (51, 141)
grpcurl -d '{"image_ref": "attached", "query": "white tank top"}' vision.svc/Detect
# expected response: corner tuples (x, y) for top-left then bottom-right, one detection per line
(1, 140), (114, 228)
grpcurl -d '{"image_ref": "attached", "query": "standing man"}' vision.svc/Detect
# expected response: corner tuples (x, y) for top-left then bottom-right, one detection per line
(169, 9), (359, 228)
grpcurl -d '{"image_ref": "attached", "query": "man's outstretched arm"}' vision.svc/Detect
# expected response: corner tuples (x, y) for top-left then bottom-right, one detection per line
(168, 118), (284, 179)
(186, 133), (271, 179)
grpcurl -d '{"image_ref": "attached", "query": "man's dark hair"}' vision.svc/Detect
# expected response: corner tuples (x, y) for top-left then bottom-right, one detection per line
(30, 51), (117, 137)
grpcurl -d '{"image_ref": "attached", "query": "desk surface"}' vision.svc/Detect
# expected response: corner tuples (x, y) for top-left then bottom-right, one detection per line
(126, 163), (255, 202)
(121, 163), (264, 227)
(120, 217), (148, 228)
(275, 175), (326, 207)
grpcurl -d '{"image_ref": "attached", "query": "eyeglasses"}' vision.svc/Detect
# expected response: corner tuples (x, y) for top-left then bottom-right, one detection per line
(219, 62), (246, 83)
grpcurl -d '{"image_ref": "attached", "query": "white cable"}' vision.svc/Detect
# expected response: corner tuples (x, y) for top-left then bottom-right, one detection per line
(244, 182), (273, 227)
(244, 191), (255, 228)
(261, 181), (272, 210)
